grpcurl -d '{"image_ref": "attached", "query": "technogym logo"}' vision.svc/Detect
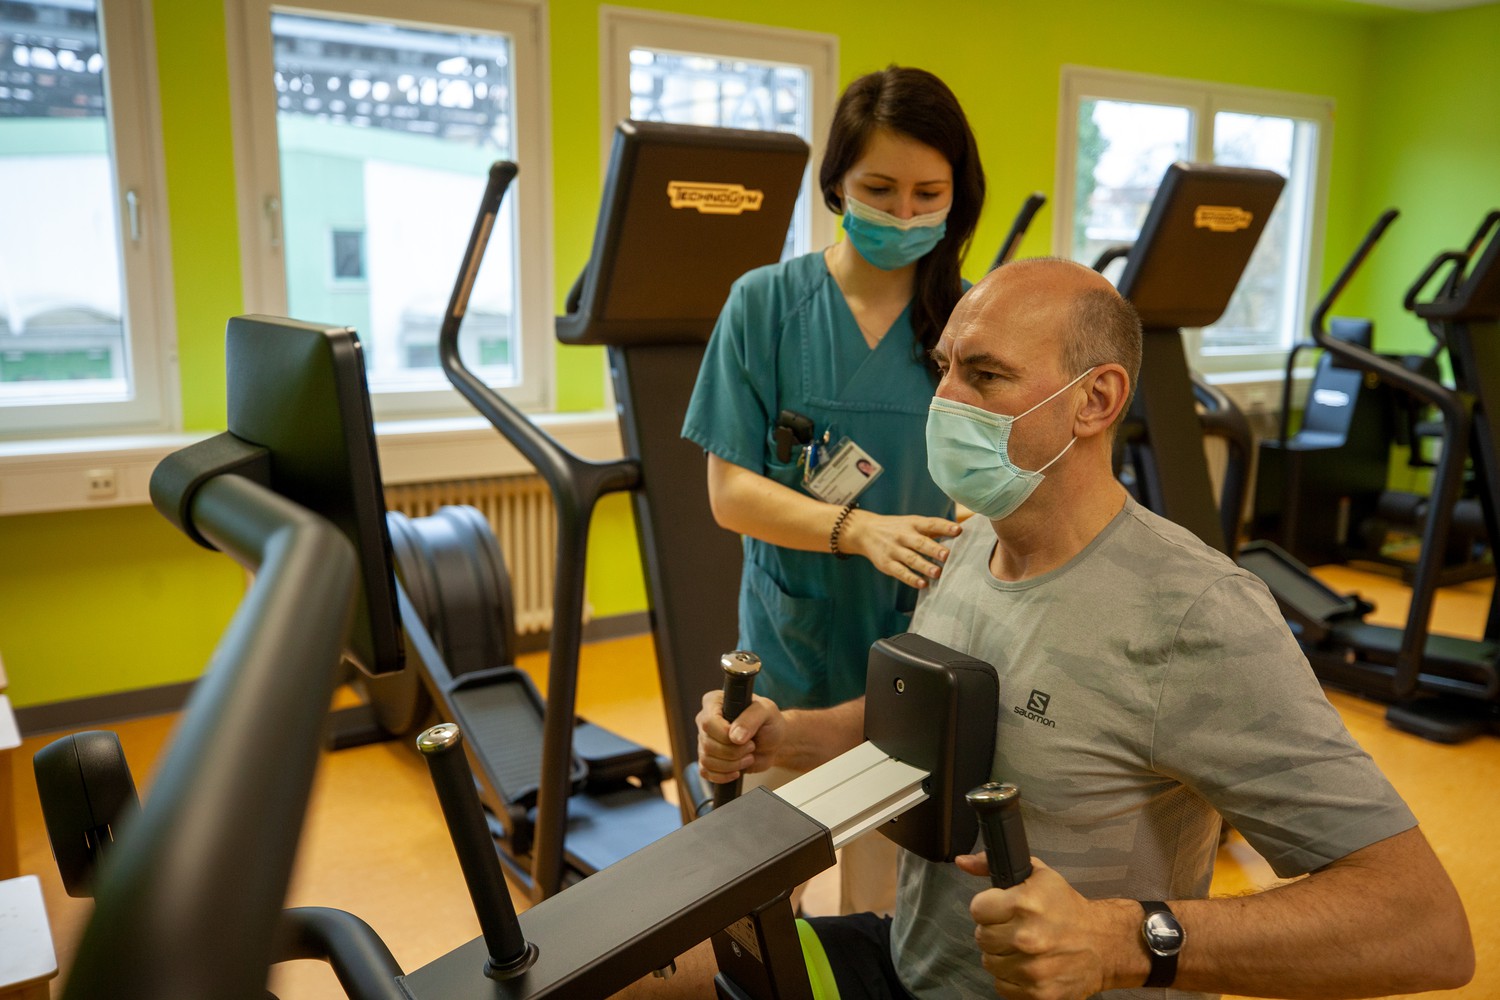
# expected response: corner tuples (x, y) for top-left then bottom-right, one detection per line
(667, 181), (766, 215)
(1193, 204), (1254, 233)
(1014, 689), (1057, 728)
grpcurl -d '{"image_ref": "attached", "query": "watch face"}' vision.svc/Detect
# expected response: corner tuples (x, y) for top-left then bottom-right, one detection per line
(1143, 910), (1184, 956)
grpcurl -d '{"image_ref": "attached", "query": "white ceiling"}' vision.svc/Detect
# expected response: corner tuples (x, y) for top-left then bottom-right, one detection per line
(1347, 0), (1495, 9)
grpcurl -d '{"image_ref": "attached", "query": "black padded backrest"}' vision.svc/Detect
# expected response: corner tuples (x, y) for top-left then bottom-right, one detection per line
(1300, 359), (1364, 437)
(557, 120), (808, 346)
(1116, 162), (1286, 329)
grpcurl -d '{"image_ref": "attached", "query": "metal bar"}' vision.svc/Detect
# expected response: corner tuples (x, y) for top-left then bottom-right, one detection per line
(773, 742), (928, 851)
(65, 475), (357, 1000)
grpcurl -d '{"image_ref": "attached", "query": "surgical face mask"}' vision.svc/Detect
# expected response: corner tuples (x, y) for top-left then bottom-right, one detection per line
(925, 369), (1094, 520)
(841, 192), (949, 270)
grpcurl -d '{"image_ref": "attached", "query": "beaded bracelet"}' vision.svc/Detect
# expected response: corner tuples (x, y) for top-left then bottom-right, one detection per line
(830, 502), (857, 560)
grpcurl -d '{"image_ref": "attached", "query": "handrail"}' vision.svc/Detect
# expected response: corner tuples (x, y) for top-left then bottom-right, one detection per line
(66, 474), (357, 1000)
(1310, 211), (1475, 697)
(988, 193), (1047, 272)
(438, 162), (640, 505)
(1090, 244), (1132, 274)
(436, 160), (641, 900)
(1274, 339), (1318, 448)
(274, 907), (409, 1000)
(1404, 211), (1500, 313)
(1312, 212), (1464, 420)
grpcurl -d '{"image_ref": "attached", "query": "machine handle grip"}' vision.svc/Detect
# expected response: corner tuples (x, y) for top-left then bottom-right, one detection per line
(417, 724), (536, 979)
(712, 651), (762, 810)
(966, 782), (1033, 889)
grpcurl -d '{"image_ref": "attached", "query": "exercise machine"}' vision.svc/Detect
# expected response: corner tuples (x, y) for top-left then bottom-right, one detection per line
(1252, 300), (1488, 585)
(1252, 316), (1393, 565)
(41, 317), (1011, 994)
(333, 122), (811, 899)
(1097, 161), (1284, 555)
(1366, 213), (1500, 583)
(412, 126), (1056, 897)
(1073, 169), (1500, 741)
(1239, 209), (1500, 742)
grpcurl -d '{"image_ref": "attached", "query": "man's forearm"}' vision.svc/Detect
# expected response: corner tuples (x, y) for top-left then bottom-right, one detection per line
(1102, 828), (1473, 997)
(775, 698), (866, 773)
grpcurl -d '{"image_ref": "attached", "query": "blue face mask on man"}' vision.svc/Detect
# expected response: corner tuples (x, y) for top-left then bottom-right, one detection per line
(925, 368), (1094, 520)
(841, 192), (949, 270)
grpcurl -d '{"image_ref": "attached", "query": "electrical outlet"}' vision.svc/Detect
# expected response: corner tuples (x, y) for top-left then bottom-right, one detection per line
(86, 467), (118, 500)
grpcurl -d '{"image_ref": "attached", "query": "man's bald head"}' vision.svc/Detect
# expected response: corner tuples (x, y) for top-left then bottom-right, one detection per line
(956, 257), (1142, 424)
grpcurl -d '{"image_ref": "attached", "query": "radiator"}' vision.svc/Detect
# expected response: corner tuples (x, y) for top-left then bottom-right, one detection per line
(384, 474), (578, 635)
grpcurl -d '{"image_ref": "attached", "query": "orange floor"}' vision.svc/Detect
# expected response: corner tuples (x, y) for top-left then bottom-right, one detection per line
(12, 565), (1500, 999)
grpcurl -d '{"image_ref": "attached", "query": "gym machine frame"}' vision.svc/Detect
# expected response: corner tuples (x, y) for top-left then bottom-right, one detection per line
(1096, 161), (1283, 557)
(54, 444), (1008, 998)
(1241, 210), (1500, 741)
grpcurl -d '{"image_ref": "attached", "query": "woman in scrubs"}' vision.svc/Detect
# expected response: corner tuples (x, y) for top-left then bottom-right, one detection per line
(682, 66), (985, 913)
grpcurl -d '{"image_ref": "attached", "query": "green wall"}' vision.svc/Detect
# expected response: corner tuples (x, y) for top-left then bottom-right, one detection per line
(0, 507), (247, 706)
(4, 0), (1495, 712)
(1, 0), (245, 713)
(1356, 3), (1500, 355)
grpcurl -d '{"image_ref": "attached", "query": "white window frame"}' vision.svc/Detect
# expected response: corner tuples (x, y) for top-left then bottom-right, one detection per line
(224, 0), (554, 417)
(598, 6), (838, 255)
(1, 0), (179, 440)
(1055, 65), (1334, 379)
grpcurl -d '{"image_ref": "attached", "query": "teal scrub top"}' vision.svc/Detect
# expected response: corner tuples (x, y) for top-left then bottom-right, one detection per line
(682, 252), (953, 709)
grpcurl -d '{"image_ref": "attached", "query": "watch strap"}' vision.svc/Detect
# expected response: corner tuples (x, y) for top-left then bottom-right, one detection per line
(1139, 900), (1179, 989)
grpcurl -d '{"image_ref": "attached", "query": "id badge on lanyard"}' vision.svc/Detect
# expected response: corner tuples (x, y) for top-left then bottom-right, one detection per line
(803, 435), (883, 507)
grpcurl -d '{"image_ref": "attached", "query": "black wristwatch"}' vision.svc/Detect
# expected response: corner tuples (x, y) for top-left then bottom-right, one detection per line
(1139, 900), (1183, 988)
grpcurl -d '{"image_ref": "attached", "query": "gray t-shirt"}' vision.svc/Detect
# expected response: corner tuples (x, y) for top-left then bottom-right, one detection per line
(889, 498), (1416, 999)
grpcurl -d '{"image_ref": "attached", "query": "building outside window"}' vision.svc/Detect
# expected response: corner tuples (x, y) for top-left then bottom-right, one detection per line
(0, 0), (176, 437)
(227, 0), (550, 416)
(600, 9), (837, 261)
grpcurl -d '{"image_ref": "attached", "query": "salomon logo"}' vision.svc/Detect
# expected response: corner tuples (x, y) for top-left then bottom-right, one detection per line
(1014, 689), (1057, 728)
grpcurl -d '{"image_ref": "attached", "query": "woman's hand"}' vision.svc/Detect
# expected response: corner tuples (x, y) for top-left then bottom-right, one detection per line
(839, 510), (960, 588)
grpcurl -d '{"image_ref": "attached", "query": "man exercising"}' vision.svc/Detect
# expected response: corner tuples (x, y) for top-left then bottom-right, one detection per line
(667, 258), (1473, 1000)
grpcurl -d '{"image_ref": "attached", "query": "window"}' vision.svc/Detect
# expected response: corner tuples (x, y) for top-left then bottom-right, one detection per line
(1057, 67), (1331, 376)
(600, 8), (838, 260)
(0, 0), (176, 438)
(226, 0), (549, 415)
(329, 228), (366, 282)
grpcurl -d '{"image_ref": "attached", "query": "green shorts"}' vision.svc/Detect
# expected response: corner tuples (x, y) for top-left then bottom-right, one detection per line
(798, 913), (916, 1000)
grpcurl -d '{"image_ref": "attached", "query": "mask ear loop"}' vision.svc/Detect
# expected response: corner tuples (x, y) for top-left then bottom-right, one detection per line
(1016, 367), (1096, 475)
(1014, 367), (1097, 422)
(1031, 434), (1079, 475)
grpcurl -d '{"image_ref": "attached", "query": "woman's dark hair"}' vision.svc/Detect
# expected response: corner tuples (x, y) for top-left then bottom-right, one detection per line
(819, 66), (985, 374)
